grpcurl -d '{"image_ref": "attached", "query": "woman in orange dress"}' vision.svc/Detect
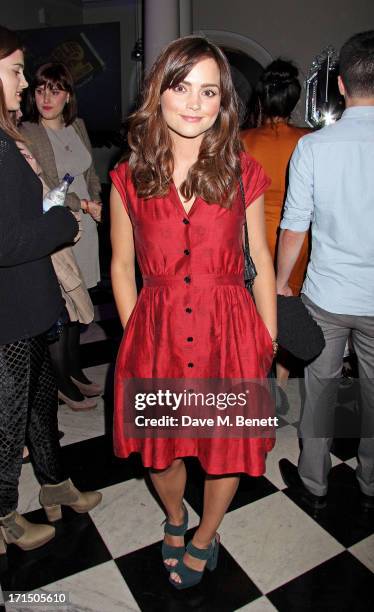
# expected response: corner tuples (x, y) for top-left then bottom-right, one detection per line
(242, 59), (309, 386)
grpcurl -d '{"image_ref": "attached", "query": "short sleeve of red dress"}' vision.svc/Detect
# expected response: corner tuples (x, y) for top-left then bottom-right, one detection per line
(240, 152), (271, 209)
(110, 162), (130, 215)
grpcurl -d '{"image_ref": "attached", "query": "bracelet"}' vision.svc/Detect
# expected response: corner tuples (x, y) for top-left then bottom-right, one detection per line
(272, 340), (279, 356)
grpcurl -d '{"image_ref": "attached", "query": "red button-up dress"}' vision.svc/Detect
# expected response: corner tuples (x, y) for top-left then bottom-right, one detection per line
(110, 152), (274, 475)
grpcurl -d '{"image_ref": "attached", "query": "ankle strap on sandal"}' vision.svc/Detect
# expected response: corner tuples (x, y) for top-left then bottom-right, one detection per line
(163, 505), (188, 536)
(164, 521), (186, 536)
(186, 540), (212, 561)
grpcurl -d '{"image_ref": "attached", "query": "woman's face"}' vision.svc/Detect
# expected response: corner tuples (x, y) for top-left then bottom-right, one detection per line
(35, 83), (70, 122)
(160, 57), (221, 142)
(0, 49), (28, 111)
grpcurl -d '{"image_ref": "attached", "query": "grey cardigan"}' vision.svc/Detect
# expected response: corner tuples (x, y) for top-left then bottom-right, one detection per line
(20, 118), (101, 211)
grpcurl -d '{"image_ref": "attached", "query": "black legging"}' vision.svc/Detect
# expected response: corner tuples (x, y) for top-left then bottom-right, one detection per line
(0, 334), (66, 516)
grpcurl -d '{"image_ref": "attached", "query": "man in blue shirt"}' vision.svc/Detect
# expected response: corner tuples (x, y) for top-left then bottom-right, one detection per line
(277, 31), (374, 510)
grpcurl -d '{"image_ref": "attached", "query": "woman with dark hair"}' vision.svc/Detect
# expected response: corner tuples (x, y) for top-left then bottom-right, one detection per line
(20, 62), (103, 409)
(0, 26), (101, 561)
(242, 59), (310, 389)
(110, 36), (277, 589)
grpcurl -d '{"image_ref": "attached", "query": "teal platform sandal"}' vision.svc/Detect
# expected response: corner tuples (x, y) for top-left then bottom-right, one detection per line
(162, 505), (189, 571)
(169, 534), (220, 589)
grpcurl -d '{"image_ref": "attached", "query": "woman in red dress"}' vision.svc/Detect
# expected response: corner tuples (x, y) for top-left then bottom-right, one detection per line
(110, 36), (277, 589)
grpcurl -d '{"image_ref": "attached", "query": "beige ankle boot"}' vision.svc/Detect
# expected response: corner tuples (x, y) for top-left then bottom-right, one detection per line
(39, 479), (102, 522)
(0, 511), (55, 551)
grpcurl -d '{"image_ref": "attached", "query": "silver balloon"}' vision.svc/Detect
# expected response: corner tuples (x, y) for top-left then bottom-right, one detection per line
(305, 46), (344, 128)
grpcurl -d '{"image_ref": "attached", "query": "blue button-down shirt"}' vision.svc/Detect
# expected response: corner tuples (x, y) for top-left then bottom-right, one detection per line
(280, 106), (374, 315)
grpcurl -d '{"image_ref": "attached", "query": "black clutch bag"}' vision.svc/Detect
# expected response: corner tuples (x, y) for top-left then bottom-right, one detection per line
(277, 295), (325, 360)
(240, 177), (325, 361)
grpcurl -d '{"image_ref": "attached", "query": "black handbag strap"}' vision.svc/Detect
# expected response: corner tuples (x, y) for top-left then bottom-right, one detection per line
(239, 176), (251, 259)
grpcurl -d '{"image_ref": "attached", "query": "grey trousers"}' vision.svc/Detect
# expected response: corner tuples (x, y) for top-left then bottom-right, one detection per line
(298, 295), (374, 496)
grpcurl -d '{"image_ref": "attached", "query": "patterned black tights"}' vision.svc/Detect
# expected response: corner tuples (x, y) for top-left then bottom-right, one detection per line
(0, 334), (66, 516)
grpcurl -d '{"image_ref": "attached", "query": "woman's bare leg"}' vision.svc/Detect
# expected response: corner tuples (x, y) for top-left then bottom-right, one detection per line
(149, 459), (187, 567)
(170, 474), (240, 583)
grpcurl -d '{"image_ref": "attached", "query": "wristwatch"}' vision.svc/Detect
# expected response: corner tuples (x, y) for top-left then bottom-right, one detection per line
(272, 340), (279, 356)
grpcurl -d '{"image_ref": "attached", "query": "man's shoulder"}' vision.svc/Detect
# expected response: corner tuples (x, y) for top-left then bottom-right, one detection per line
(294, 121), (354, 159)
(298, 122), (338, 144)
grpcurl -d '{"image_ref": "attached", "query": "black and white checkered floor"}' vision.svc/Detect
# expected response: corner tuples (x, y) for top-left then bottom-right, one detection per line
(1, 287), (373, 612)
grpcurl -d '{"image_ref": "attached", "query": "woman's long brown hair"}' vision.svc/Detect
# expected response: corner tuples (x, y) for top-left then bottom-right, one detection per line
(128, 36), (243, 208)
(0, 26), (24, 141)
